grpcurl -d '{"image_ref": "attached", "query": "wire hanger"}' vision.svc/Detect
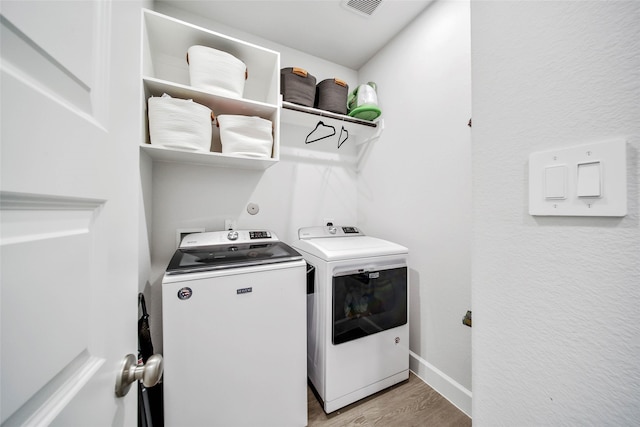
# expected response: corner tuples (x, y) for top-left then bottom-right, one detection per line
(337, 126), (349, 148)
(305, 121), (335, 144)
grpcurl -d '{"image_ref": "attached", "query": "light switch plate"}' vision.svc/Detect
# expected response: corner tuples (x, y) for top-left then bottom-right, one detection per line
(529, 139), (627, 216)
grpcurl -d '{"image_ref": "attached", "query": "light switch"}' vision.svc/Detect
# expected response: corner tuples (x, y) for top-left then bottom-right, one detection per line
(544, 165), (566, 199)
(529, 139), (626, 216)
(577, 161), (601, 197)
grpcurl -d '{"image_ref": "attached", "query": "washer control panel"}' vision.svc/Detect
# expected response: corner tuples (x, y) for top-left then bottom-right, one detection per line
(249, 231), (272, 239)
(180, 230), (276, 248)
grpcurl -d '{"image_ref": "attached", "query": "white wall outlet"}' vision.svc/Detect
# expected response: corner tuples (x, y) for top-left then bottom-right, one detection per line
(224, 219), (237, 230)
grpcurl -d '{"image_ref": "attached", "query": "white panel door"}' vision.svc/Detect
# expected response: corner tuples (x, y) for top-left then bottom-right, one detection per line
(1, 1), (142, 425)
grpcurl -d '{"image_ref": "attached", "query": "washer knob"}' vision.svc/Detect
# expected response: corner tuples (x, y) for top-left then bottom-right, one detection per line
(227, 230), (239, 241)
(329, 226), (337, 235)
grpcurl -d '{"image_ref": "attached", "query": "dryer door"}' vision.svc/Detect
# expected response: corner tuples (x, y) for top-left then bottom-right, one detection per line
(332, 266), (407, 345)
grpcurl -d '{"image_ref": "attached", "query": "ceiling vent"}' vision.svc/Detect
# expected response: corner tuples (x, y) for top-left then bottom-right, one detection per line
(342, 0), (383, 17)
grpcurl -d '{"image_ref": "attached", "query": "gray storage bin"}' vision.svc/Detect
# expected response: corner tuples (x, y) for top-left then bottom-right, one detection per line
(280, 67), (316, 107)
(315, 78), (349, 115)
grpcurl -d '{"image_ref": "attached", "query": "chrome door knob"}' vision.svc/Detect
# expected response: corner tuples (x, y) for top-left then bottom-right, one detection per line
(115, 353), (163, 397)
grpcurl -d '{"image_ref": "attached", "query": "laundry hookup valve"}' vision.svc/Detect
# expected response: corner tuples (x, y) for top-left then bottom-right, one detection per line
(462, 310), (472, 327)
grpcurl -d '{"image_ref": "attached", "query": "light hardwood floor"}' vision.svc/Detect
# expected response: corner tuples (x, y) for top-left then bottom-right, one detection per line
(307, 373), (471, 427)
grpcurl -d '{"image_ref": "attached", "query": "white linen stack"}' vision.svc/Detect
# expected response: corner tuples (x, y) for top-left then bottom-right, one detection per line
(148, 94), (212, 152)
(187, 45), (247, 98)
(217, 115), (273, 158)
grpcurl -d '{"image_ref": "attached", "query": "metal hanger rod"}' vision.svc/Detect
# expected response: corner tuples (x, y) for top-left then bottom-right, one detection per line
(282, 101), (377, 128)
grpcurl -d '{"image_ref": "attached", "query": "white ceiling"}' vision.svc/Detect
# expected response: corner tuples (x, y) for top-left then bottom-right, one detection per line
(159, 0), (433, 69)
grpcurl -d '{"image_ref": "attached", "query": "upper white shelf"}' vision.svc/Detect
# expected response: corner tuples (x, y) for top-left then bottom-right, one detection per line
(141, 9), (281, 170)
(142, 9), (280, 106)
(143, 77), (277, 119)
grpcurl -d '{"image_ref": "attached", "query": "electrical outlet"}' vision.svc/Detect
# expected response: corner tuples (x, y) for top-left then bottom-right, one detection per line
(224, 219), (237, 230)
(323, 218), (335, 226)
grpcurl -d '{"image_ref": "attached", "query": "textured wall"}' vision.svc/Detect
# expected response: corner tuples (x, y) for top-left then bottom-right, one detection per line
(358, 0), (473, 410)
(471, 1), (640, 424)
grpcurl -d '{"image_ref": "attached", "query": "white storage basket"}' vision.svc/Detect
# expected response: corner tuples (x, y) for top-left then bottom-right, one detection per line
(187, 45), (247, 98)
(148, 94), (212, 152)
(217, 115), (273, 158)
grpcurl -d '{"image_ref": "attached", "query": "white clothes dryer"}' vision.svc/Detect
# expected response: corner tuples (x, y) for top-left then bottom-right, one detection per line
(292, 226), (409, 413)
(162, 230), (307, 426)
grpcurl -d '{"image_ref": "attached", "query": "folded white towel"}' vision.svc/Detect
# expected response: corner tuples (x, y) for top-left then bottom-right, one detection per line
(217, 115), (273, 158)
(148, 94), (212, 152)
(187, 45), (247, 98)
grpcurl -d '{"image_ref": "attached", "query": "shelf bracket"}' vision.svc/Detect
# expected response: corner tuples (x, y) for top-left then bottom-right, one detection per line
(356, 119), (384, 172)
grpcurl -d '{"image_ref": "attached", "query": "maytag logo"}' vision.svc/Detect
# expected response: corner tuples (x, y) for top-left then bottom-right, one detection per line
(369, 272), (380, 279)
(177, 287), (192, 300)
(237, 287), (253, 295)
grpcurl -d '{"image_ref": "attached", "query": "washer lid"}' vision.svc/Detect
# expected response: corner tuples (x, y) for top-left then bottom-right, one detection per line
(165, 241), (302, 275)
(293, 235), (408, 261)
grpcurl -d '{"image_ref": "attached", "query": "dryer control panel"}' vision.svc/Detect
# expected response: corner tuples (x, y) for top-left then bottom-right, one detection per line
(298, 226), (364, 239)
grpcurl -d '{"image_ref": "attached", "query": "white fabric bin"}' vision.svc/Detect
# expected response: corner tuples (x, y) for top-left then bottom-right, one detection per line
(217, 115), (273, 158)
(148, 94), (212, 152)
(187, 45), (247, 98)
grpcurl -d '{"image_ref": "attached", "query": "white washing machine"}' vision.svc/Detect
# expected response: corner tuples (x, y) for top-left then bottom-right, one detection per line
(162, 230), (307, 426)
(292, 226), (409, 413)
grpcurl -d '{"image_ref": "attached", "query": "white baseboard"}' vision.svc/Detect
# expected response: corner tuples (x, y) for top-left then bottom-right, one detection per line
(409, 351), (472, 417)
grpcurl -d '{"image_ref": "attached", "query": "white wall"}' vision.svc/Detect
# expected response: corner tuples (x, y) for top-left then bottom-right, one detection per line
(471, 1), (640, 425)
(144, 1), (474, 415)
(357, 0), (473, 415)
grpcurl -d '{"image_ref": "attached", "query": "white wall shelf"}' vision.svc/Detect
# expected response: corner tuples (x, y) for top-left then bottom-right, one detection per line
(281, 101), (377, 128)
(280, 101), (381, 146)
(280, 101), (384, 172)
(141, 9), (280, 169)
(144, 77), (278, 119)
(141, 144), (278, 170)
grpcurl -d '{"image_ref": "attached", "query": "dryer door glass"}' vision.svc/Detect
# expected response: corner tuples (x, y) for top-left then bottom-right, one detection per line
(332, 266), (407, 345)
